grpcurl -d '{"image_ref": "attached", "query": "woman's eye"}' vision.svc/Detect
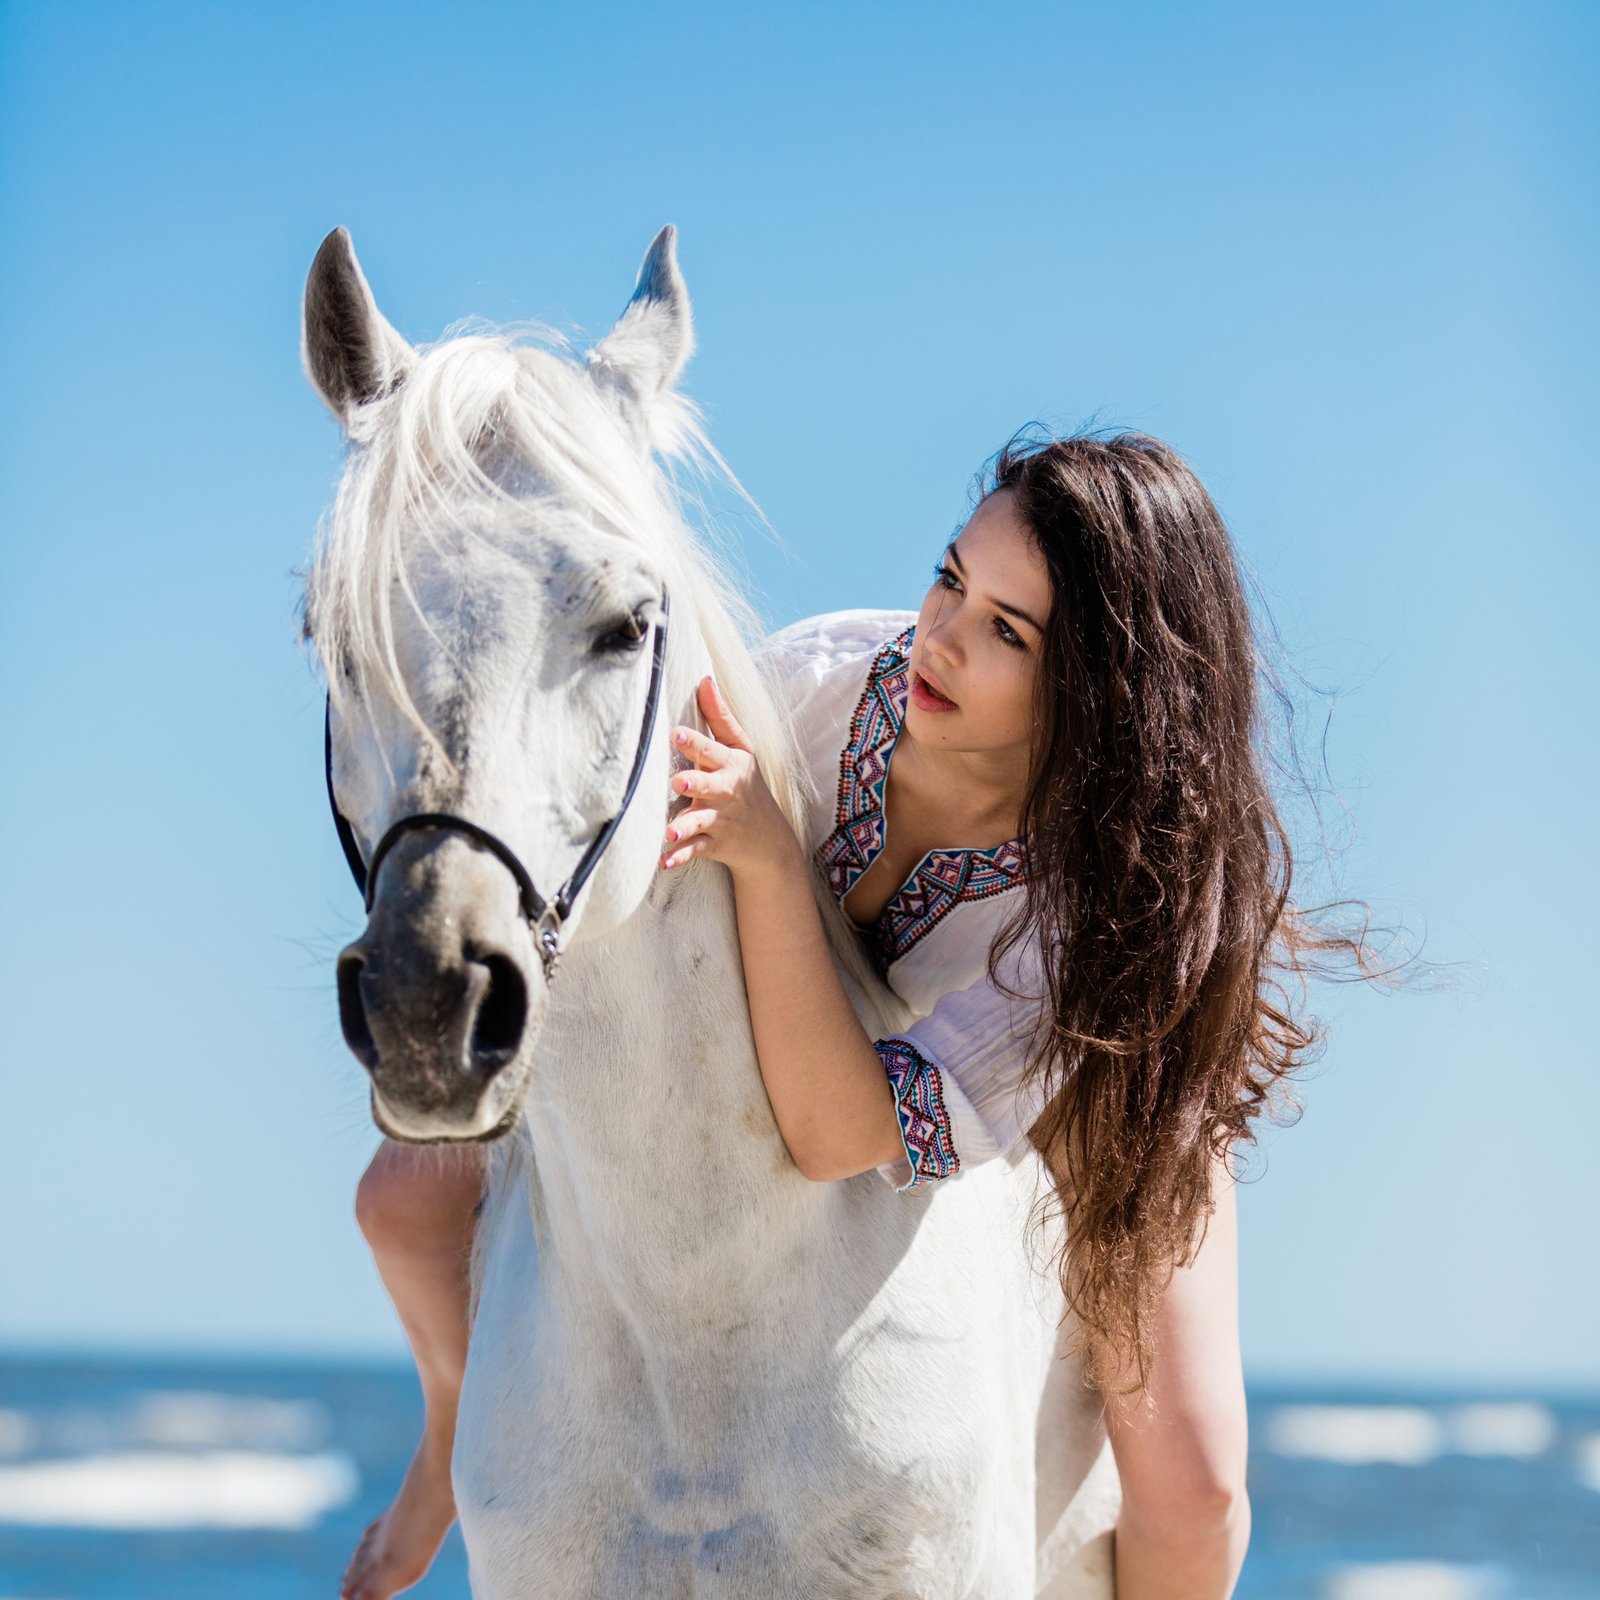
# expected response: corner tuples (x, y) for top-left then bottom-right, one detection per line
(931, 561), (960, 591)
(992, 615), (1025, 651)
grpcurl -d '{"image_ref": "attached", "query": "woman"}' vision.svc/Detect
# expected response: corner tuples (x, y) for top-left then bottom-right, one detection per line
(343, 429), (1367, 1600)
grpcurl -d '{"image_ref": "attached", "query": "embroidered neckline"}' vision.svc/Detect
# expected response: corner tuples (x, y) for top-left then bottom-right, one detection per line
(812, 623), (1027, 972)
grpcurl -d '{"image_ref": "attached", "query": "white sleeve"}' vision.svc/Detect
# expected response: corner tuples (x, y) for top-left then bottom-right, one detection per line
(754, 608), (919, 713)
(870, 934), (1052, 1192)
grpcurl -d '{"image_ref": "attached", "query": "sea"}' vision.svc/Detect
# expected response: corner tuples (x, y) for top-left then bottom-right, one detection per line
(0, 1353), (1594, 1599)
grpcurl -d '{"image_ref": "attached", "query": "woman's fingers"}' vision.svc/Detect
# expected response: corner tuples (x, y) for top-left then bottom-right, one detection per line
(671, 678), (754, 770)
(660, 834), (711, 869)
(697, 675), (753, 751)
(664, 808), (717, 844)
(671, 724), (732, 769)
(661, 795), (717, 868)
(659, 683), (781, 877)
(671, 768), (734, 798)
(660, 678), (759, 872)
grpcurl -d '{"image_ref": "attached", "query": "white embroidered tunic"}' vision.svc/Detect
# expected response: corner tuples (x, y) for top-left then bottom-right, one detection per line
(756, 608), (1053, 1192)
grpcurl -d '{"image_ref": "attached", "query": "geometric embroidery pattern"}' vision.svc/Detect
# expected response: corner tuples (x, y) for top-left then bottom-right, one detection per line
(813, 623), (1027, 975)
(868, 838), (1029, 973)
(813, 625), (915, 907)
(875, 1036), (960, 1188)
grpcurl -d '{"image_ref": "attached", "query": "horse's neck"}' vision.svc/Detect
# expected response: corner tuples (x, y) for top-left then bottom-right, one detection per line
(519, 859), (827, 1332)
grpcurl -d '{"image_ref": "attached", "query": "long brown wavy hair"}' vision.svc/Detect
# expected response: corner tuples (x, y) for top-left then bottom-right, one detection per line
(981, 428), (1397, 1401)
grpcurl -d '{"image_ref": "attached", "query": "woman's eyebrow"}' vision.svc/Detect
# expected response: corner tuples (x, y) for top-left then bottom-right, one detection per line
(946, 541), (1045, 632)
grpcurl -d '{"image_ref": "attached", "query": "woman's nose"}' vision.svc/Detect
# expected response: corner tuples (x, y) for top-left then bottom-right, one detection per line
(922, 615), (964, 670)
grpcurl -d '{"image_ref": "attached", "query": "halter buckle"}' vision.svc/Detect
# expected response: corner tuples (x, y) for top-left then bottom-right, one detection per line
(533, 911), (565, 981)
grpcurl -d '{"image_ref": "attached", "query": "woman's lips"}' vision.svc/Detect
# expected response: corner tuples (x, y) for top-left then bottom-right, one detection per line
(910, 670), (959, 712)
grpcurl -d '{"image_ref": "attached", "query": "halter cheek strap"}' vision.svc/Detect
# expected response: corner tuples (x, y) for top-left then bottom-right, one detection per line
(324, 585), (671, 982)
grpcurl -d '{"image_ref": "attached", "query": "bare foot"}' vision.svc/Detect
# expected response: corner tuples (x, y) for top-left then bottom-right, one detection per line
(340, 1429), (457, 1600)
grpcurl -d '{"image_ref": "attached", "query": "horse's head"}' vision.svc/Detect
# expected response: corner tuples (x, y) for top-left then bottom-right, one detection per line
(300, 225), (711, 1142)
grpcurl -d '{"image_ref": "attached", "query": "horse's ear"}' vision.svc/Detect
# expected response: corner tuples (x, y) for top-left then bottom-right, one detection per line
(587, 225), (694, 432)
(301, 227), (416, 426)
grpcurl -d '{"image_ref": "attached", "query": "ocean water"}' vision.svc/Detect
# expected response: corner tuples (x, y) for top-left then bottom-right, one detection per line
(0, 1354), (1594, 1598)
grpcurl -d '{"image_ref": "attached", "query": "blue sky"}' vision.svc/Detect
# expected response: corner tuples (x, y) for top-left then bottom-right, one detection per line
(1, 0), (1594, 1384)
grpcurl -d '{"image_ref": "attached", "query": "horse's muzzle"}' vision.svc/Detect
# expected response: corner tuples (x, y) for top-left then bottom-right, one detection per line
(335, 830), (544, 1139)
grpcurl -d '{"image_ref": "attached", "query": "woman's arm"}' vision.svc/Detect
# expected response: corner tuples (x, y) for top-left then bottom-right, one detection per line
(1099, 1155), (1252, 1599)
(729, 850), (908, 1180)
(663, 677), (906, 1181)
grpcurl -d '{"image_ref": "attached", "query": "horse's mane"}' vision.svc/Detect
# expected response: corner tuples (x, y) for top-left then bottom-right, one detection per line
(302, 322), (816, 847)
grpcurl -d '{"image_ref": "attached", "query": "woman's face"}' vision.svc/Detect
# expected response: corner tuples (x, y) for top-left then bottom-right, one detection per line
(906, 486), (1052, 757)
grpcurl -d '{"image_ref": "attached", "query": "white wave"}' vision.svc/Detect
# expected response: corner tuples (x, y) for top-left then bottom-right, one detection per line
(5, 1391), (331, 1458)
(1577, 1430), (1600, 1493)
(1268, 1400), (1561, 1466)
(1266, 1405), (1443, 1466)
(1443, 1401), (1555, 1458)
(1323, 1562), (1491, 1600)
(0, 1450), (358, 1530)
(127, 1391), (329, 1450)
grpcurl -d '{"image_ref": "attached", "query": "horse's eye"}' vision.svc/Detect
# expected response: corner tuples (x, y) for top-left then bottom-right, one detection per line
(596, 608), (649, 654)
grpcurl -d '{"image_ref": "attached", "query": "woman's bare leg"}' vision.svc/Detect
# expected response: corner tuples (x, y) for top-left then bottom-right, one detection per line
(340, 1140), (486, 1600)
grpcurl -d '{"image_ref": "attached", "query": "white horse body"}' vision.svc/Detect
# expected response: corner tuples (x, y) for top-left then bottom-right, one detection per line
(300, 225), (1120, 1597)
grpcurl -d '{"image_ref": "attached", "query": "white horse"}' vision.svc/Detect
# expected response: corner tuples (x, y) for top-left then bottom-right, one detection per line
(300, 224), (1120, 1598)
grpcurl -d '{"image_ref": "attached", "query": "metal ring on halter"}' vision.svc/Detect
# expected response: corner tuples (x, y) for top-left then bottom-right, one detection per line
(323, 584), (672, 982)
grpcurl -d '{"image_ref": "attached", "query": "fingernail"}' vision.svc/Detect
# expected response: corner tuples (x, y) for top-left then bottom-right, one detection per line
(666, 827), (678, 842)
(673, 729), (687, 745)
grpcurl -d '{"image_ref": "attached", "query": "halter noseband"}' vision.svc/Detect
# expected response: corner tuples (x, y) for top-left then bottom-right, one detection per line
(324, 586), (671, 982)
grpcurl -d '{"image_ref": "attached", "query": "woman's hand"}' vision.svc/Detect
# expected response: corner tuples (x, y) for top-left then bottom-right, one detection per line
(661, 676), (802, 883)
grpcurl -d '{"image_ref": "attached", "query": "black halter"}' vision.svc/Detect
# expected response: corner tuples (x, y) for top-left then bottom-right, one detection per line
(324, 586), (671, 982)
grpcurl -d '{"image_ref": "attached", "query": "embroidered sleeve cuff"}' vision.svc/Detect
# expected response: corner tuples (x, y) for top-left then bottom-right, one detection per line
(874, 1036), (961, 1190)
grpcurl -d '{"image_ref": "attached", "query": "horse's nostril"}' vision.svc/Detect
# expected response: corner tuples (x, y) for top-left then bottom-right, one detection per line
(468, 951), (529, 1071)
(337, 952), (380, 1072)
